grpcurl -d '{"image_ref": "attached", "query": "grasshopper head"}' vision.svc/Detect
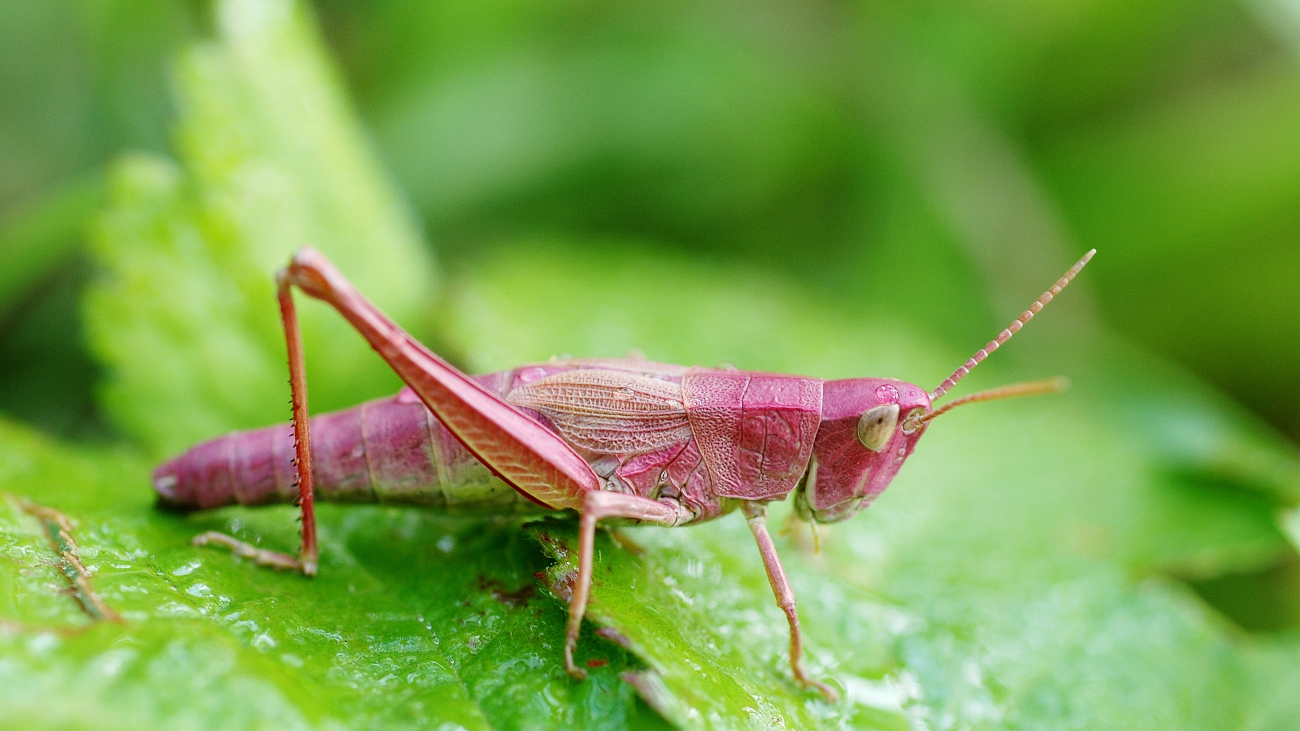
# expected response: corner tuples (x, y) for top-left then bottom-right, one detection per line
(796, 378), (931, 523)
(796, 375), (1067, 523)
(795, 249), (1095, 524)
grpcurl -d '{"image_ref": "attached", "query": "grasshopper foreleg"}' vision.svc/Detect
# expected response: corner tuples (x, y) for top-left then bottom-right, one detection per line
(743, 501), (839, 703)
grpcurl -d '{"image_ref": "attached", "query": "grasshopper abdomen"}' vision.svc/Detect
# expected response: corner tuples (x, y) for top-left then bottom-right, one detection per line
(153, 379), (543, 515)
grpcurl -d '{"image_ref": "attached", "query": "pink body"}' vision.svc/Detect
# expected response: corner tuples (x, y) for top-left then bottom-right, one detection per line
(153, 358), (933, 525)
(152, 245), (1089, 695)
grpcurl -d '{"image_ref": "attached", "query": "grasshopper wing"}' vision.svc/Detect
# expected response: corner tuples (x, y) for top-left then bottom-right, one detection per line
(507, 369), (691, 455)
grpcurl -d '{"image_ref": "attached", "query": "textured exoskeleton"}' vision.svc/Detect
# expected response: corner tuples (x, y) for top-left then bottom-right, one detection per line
(154, 247), (1094, 700)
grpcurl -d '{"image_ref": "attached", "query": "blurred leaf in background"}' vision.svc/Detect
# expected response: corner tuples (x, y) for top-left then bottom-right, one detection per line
(0, 0), (194, 439)
(83, 0), (437, 458)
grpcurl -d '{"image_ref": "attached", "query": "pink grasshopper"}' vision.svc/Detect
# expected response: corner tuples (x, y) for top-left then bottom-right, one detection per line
(153, 247), (1094, 700)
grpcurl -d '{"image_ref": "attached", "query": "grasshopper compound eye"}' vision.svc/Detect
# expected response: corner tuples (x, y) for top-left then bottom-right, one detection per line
(856, 403), (899, 451)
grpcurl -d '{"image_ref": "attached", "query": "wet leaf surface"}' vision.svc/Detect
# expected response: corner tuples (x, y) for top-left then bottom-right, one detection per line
(12, 227), (1300, 727)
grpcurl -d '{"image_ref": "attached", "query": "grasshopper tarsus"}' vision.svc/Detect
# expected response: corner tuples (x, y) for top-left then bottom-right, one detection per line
(565, 657), (587, 681)
(192, 531), (309, 573)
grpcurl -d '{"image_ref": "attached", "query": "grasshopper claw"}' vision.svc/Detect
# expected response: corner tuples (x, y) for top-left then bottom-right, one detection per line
(564, 654), (588, 681)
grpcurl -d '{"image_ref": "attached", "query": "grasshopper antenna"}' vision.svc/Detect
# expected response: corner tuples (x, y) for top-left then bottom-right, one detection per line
(918, 378), (1069, 426)
(929, 249), (1095, 402)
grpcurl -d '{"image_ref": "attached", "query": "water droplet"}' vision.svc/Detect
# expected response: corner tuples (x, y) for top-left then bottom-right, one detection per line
(172, 560), (201, 576)
(515, 366), (549, 385)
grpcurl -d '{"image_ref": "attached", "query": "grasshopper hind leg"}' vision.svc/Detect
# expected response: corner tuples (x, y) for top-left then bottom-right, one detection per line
(266, 249), (683, 679)
(189, 266), (322, 576)
(196, 248), (683, 682)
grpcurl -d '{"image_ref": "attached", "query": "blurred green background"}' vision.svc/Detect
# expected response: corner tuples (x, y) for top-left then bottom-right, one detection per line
(3, 0), (1300, 725)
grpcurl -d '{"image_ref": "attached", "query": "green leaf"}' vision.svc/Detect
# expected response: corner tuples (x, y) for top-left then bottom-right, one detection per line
(25, 231), (1300, 728)
(83, 0), (438, 459)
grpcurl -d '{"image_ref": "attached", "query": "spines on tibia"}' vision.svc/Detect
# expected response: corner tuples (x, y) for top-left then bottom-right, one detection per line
(152, 387), (544, 515)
